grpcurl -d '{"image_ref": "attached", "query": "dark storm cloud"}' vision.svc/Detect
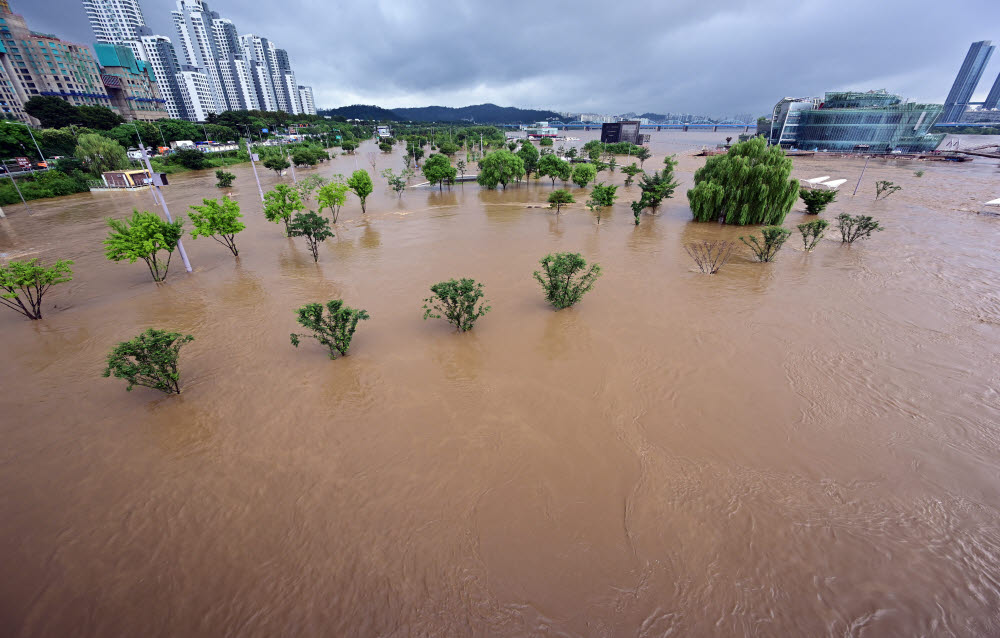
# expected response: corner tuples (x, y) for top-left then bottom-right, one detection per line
(17, 0), (1000, 116)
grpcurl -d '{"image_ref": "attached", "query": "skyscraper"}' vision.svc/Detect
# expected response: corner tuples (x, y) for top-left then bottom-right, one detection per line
(83, 0), (145, 43)
(137, 28), (188, 120)
(984, 72), (1000, 111)
(942, 40), (995, 123)
(298, 86), (315, 115)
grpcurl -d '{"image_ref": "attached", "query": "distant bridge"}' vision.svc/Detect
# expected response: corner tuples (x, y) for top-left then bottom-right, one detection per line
(501, 124), (753, 132)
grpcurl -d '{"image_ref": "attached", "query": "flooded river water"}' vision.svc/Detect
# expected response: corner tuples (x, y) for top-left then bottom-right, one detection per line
(2, 131), (1000, 636)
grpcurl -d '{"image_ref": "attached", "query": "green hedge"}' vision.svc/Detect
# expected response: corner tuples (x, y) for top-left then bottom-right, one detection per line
(0, 170), (90, 205)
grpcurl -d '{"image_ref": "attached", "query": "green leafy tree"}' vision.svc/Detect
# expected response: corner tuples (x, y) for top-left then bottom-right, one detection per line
(0, 258), (73, 320)
(635, 146), (652, 168)
(102, 328), (193, 394)
(291, 149), (317, 167)
(837, 214), (883, 243)
(263, 155), (290, 175)
(381, 168), (409, 197)
(477, 149), (525, 190)
(548, 189), (575, 213)
(378, 141), (393, 153)
(348, 169), (374, 213)
(104, 210), (184, 282)
(171, 148), (206, 170)
(622, 162), (641, 186)
(586, 183), (618, 224)
(456, 159), (467, 179)
(263, 184), (304, 234)
(518, 141), (540, 180)
(287, 211), (334, 262)
(422, 278), (491, 332)
(538, 153), (571, 186)
(875, 180), (901, 200)
(24, 96), (80, 128)
(215, 170), (235, 188)
(340, 141), (358, 154)
(75, 133), (129, 176)
(740, 226), (792, 262)
(317, 179), (350, 222)
(539, 137), (554, 147)
(799, 189), (837, 214)
(188, 196), (245, 257)
(630, 199), (646, 225)
(688, 136), (798, 225)
(798, 219), (829, 251)
(533, 253), (602, 309)
(636, 159), (680, 214)
(290, 300), (370, 358)
(565, 147), (578, 160)
(422, 153), (457, 190)
(295, 174), (328, 202)
(76, 105), (124, 130)
(438, 141), (459, 155)
(571, 163), (597, 188)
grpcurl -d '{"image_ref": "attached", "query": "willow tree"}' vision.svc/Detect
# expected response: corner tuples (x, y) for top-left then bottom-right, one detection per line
(687, 136), (798, 226)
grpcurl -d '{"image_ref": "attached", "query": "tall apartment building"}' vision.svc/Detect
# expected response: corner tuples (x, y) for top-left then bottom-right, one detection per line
(94, 42), (167, 121)
(0, 7), (113, 125)
(136, 27), (186, 119)
(240, 34), (277, 112)
(171, 0), (227, 114)
(942, 40), (995, 123)
(273, 47), (299, 114)
(82, 0), (145, 61)
(298, 85), (315, 115)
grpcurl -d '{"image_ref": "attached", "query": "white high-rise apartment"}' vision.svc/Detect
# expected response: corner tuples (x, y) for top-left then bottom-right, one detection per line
(138, 31), (188, 120)
(240, 34), (278, 112)
(298, 86), (316, 115)
(178, 69), (215, 122)
(172, 0), (227, 114)
(83, 0), (145, 43)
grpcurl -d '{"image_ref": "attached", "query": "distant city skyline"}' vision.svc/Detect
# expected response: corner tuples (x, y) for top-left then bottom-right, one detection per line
(14, 0), (1000, 115)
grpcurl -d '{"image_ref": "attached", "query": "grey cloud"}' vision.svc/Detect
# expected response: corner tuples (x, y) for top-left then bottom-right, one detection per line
(16, 0), (1000, 116)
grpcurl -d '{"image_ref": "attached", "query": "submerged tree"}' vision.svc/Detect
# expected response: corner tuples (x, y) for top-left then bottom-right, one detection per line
(518, 141), (540, 180)
(635, 146), (652, 168)
(0, 258), (73, 320)
(688, 136), (798, 225)
(477, 149), (525, 190)
(290, 300), (370, 358)
(571, 163), (597, 189)
(188, 196), (245, 257)
(548, 189), (575, 213)
(587, 183), (618, 224)
(348, 169), (374, 213)
(215, 170), (235, 188)
(456, 159), (467, 180)
(798, 218), (829, 251)
(381, 168), (410, 197)
(538, 153), (572, 186)
(637, 158), (680, 214)
(295, 174), (329, 202)
(287, 211), (334, 262)
(104, 210), (184, 282)
(317, 177), (350, 222)
(622, 162), (641, 186)
(799, 189), (837, 214)
(422, 153), (457, 190)
(422, 278), (491, 332)
(533, 252), (602, 309)
(740, 226), (792, 262)
(875, 180), (902, 201)
(684, 240), (736, 274)
(837, 214), (883, 243)
(263, 184), (304, 234)
(102, 328), (194, 394)
(263, 155), (290, 175)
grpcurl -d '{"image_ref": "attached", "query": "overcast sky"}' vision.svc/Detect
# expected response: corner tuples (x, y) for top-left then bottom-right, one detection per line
(14, 0), (1000, 117)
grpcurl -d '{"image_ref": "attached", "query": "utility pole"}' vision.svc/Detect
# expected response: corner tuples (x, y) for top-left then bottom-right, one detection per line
(138, 144), (192, 273)
(16, 122), (45, 166)
(284, 143), (297, 182)
(247, 139), (264, 202)
(852, 156), (870, 197)
(2, 161), (30, 214)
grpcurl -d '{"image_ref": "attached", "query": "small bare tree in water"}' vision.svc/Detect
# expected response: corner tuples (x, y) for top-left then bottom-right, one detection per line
(684, 240), (735, 274)
(837, 214), (883, 244)
(874, 180), (901, 200)
(366, 152), (378, 172)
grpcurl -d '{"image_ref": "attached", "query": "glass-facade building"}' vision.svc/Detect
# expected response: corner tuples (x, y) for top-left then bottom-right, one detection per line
(941, 40), (994, 123)
(769, 91), (944, 154)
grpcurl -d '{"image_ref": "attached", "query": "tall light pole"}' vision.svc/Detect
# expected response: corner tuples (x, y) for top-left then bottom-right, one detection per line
(137, 144), (192, 273)
(11, 121), (45, 165)
(246, 139), (264, 202)
(2, 160), (31, 215)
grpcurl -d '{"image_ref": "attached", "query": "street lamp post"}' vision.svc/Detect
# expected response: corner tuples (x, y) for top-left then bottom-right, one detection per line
(2, 159), (31, 214)
(246, 139), (264, 202)
(137, 144), (192, 273)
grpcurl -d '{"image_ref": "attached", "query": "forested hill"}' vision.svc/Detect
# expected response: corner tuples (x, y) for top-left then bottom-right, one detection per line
(319, 103), (560, 124)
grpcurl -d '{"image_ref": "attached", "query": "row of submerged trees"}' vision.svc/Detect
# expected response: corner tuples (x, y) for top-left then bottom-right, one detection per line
(102, 252), (602, 395)
(2, 137), (893, 320)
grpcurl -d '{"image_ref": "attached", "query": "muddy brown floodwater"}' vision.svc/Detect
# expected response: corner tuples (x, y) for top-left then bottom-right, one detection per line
(2, 130), (1000, 637)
